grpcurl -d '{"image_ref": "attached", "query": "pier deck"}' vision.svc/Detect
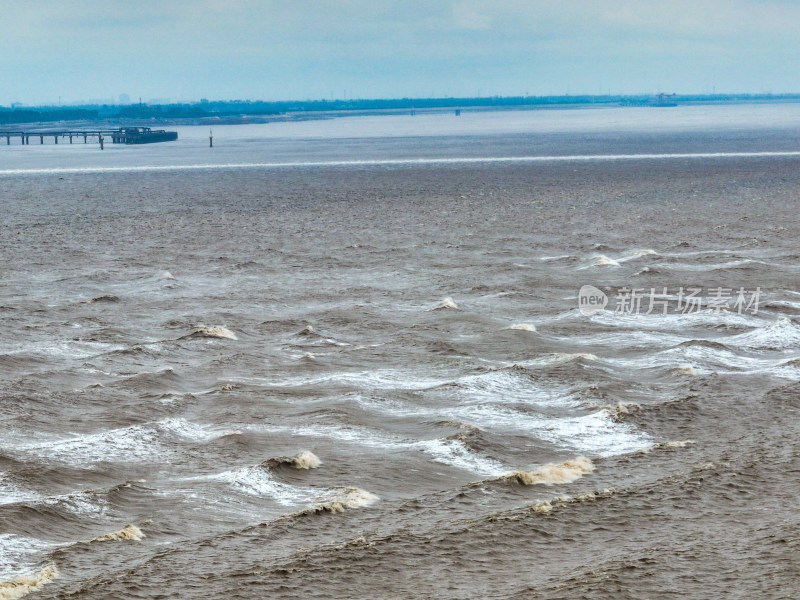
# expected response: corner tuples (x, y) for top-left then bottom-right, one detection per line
(0, 127), (177, 145)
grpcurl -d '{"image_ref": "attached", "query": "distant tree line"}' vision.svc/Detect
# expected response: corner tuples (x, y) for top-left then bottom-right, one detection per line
(117, 104), (211, 119)
(2, 93), (800, 126)
(0, 108), (98, 124)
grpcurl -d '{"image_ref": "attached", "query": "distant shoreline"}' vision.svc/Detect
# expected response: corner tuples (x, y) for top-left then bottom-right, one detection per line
(2, 94), (800, 128)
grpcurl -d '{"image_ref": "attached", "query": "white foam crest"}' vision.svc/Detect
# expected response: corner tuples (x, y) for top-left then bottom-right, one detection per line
(428, 297), (459, 310)
(351, 373), (582, 431)
(156, 418), (237, 442)
(763, 361), (800, 380)
(728, 317), (800, 351)
(604, 342), (800, 376)
(584, 254), (620, 268)
(567, 328), (688, 349)
(14, 424), (164, 464)
(313, 487), (379, 512)
(41, 491), (107, 518)
(586, 307), (755, 329)
(578, 249), (658, 270)
(0, 475), (41, 506)
(661, 258), (770, 272)
(659, 248), (747, 258)
(0, 535), (58, 581)
(243, 369), (451, 391)
(254, 371), (646, 465)
(0, 565), (59, 600)
(5, 340), (125, 360)
(445, 405), (649, 456)
(88, 524), (144, 543)
(536, 412), (650, 456)
(351, 394), (441, 419)
(509, 456), (594, 485)
(12, 417), (239, 465)
(601, 347), (718, 373)
(538, 254), (574, 262)
(512, 353), (599, 368)
(411, 438), (507, 477)
(451, 370), (578, 407)
(211, 466), (316, 505)
(256, 422), (507, 476)
(507, 323), (536, 331)
(292, 450), (321, 469)
(618, 249), (659, 262)
(0, 477), (107, 517)
(191, 325), (238, 340)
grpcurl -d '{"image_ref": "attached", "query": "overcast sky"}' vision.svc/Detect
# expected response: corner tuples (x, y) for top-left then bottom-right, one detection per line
(1, 0), (798, 106)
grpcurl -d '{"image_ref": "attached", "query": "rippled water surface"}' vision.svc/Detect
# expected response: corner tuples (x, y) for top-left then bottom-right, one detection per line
(2, 105), (800, 599)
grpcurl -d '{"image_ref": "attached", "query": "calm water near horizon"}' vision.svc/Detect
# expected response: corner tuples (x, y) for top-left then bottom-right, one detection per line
(1, 104), (799, 598)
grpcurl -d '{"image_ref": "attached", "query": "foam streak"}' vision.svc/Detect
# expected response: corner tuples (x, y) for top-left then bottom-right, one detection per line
(3, 151), (800, 176)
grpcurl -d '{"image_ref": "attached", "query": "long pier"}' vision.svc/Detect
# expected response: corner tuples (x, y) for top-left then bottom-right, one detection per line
(1, 130), (111, 145)
(0, 127), (178, 146)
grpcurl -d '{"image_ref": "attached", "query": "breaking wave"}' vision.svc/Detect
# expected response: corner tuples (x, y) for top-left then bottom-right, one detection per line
(10, 418), (235, 465)
(507, 323), (537, 331)
(311, 487), (379, 513)
(580, 249), (658, 269)
(587, 254), (621, 268)
(507, 456), (594, 485)
(214, 468), (313, 503)
(264, 450), (321, 470)
(413, 438), (507, 477)
(729, 317), (800, 351)
(184, 325), (238, 340)
(88, 524), (145, 543)
(0, 566), (59, 600)
(428, 297), (459, 310)
(0, 475), (41, 506)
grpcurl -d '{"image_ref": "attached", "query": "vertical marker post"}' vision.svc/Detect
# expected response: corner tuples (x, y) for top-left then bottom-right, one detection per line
(209, 129), (213, 148)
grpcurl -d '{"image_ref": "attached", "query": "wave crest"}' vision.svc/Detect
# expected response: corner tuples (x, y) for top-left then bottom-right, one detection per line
(186, 326), (238, 340)
(265, 450), (321, 470)
(312, 487), (379, 513)
(291, 450), (321, 469)
(507, 323), (536, 331)
(428, 297), (459, 311)
(507, 456), (594, 485)
(0, 566), (59, 600)
(88, 524), (145, 543)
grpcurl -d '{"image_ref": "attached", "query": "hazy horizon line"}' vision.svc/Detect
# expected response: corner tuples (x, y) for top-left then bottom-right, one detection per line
(5, 91), (800, 110)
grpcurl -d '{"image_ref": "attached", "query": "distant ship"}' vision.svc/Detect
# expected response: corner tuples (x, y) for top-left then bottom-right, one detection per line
(110, 127), (178, 144)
